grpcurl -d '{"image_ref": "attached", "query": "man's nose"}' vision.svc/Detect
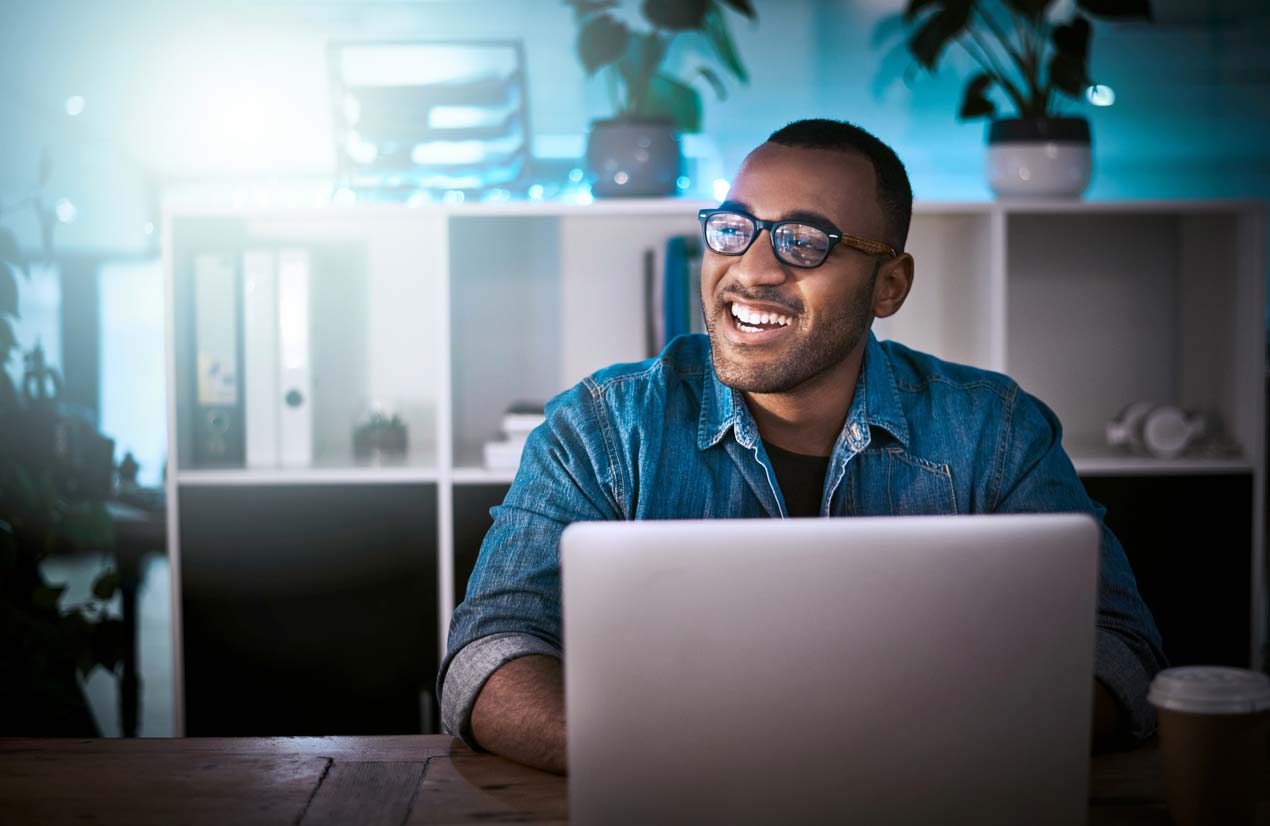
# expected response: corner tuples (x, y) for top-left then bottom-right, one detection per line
(729, 230), (789, 286)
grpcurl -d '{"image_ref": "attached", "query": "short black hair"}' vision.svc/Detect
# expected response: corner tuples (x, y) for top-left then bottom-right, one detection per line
(766, 119), (913, 253)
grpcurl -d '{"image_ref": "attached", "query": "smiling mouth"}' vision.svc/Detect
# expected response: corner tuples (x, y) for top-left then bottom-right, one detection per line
(728, 301), (796, 335)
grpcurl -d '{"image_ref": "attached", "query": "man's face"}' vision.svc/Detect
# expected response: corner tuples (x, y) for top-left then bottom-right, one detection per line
(701, 142), (889, 394)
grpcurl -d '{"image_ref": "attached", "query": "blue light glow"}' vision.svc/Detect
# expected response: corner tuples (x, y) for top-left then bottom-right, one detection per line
(676, 176), (691, 191)
(65, 95), (85, 116)
(55, 198), (77, 223)
(1086, 84), (1116, 107)
(527, 184), (545, 200)
(712, 178), (730, 202)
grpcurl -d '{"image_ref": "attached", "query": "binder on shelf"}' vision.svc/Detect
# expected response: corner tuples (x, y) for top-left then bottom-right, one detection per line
(659, 236), (704, 351)
(192, 253), (245, 467)
(277, 249), (313, 468)
(242, 249), (280, 468)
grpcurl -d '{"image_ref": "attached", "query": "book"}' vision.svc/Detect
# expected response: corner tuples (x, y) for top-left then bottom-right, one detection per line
(242, 249), (280, 468)
(276, 249), (313, 467)
(192, 253), (244, 466)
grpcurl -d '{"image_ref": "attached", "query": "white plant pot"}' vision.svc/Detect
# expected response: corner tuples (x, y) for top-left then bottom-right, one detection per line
(987, 118), (1092, 199)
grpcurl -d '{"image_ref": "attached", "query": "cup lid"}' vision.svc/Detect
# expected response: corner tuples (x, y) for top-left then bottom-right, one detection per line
(1148, 666), (1270, 714)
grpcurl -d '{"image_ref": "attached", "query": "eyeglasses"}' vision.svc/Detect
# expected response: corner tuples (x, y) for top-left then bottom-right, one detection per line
(698, 208), (897, 269)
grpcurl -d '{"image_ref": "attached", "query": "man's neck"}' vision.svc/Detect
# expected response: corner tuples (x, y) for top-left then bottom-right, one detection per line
(744, 340), (867, 458)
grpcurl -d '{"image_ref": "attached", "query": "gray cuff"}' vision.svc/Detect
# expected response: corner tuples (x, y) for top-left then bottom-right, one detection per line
(1094, 628), (1159, 743)
(440, 632), (563, 749)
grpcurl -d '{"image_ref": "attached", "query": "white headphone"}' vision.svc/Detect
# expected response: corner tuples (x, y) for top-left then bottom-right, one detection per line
(1106, 402), (1208, 459)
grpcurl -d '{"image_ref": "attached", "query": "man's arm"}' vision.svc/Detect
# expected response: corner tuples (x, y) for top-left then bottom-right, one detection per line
(989, 388), (1168, 745)
(438, 381), (621, 768)
(470, 655), (567, 774)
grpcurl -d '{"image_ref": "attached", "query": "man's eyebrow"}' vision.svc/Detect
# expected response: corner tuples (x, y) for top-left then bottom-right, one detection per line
(718, 201), (841, 231)
(779, 209), (840, 230)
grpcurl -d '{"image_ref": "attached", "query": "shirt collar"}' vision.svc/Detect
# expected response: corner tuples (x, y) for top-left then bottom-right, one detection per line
(698, 331), (910, 451)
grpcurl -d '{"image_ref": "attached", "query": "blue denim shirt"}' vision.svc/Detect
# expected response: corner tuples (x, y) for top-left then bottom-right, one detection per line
(440, 332), (1166, 745)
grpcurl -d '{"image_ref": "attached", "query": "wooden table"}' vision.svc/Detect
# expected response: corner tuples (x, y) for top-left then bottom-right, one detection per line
(0, 735), (1262, 824)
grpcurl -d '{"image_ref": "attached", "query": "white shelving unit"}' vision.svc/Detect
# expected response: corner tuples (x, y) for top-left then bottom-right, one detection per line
(163, 197), (1267, 733)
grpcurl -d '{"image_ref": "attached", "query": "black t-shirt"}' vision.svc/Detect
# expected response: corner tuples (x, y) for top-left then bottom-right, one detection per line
(764, 441), (832, 517)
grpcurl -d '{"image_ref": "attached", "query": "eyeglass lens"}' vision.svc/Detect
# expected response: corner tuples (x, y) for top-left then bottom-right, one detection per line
(703, 212), (832, 267)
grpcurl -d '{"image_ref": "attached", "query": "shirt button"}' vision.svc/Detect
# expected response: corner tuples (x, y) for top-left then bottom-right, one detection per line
(849, 422), (863, 442)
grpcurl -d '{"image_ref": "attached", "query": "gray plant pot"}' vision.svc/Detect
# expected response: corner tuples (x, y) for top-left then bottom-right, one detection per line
(586, 118), (682, 198)
(987, 117), (1092, 199)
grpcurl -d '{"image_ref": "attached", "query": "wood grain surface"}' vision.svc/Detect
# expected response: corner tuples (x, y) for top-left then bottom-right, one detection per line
(2, 734), (1265, 824)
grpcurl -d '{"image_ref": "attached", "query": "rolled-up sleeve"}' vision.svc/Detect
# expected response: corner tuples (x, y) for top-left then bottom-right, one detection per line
(437, 380), (622, 749)
(440, 632), (562, 747)
(990, 386), (1168, 742)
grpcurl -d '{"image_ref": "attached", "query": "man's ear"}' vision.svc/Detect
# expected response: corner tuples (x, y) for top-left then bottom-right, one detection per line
(872, 253), (914, 319)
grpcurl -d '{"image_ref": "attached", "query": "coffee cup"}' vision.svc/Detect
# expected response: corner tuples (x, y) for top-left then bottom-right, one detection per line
(1147, 666), (1270, 826)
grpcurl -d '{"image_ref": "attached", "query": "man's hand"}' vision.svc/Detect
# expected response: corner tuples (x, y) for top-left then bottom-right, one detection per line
(470, 655), (567, 774)
(1091, 678), (1124, 753)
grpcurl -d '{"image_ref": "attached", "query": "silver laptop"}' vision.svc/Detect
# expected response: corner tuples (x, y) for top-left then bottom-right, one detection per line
(561, 514), (1099, 826)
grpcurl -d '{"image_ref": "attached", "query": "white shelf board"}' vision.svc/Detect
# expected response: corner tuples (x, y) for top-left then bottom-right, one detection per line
(1069, 443), (1253, 476)
(998, 198), (1266, 215)
(163, 197), (1266, 223)
(177, 461), (439, 486)
(446, 198), (716, 217)
(452, 466), (519, 485)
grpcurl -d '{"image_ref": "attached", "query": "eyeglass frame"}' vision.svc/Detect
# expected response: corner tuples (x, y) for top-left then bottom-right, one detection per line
(697, 207), (898, 268)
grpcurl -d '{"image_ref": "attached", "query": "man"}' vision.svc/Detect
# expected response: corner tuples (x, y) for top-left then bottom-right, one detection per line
(439, 119), (1166, 775)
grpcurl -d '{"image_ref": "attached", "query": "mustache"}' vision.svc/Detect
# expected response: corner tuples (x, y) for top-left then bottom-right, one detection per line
(718, 288), (803, 316)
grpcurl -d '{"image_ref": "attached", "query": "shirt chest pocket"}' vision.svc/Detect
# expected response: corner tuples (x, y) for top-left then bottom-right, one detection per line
(854, 449), (958, 516)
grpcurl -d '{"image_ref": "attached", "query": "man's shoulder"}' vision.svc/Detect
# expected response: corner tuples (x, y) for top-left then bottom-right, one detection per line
(541, 334), (708, 426)
(581, 334), (711, 394)
(878, 337), (1018, 404)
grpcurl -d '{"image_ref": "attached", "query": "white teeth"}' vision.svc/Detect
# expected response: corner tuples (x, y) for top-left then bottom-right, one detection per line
(730, 303), (792, 329)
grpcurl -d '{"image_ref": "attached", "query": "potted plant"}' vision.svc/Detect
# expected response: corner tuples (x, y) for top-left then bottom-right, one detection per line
(1, 161), (125, 735)
(567, 0), (756, 197)
(878, 0), (1152, 198)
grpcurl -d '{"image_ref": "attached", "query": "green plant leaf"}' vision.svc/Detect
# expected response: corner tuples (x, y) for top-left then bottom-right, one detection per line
(93, 617), (126, 673)
(1075, 0), (1152, 19)
(578, 13), (630, 75)
(643, 73), (702, 132)
(33, 583), (66, 610)
(871, 40), (923, 101)
(91, 569), (120, 601)
(642, 0), (709, 31)
(0, 262), (18, 318)
(959, 72), (998, 119)
(616, 32), (669, 116)
(37, 206), (55, 260)
(871, 12), (908, 49)
(0, 521), (16, 571)
(564, 0), (619, 18)
(59, 502), (116, 551)
(1052, 15), (1092, 60)
(702, 5), (748, 83)
(907, 1), (972, 71)
(903, 0), (943, 23)
(716, 0), (756, 19)
(1047, 50), (1089, 97)
(695, 66), (728, 101)
(0, 226), (21, 267)
(1003, 0), (1055, 18)
(0, 318), (17, 366)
